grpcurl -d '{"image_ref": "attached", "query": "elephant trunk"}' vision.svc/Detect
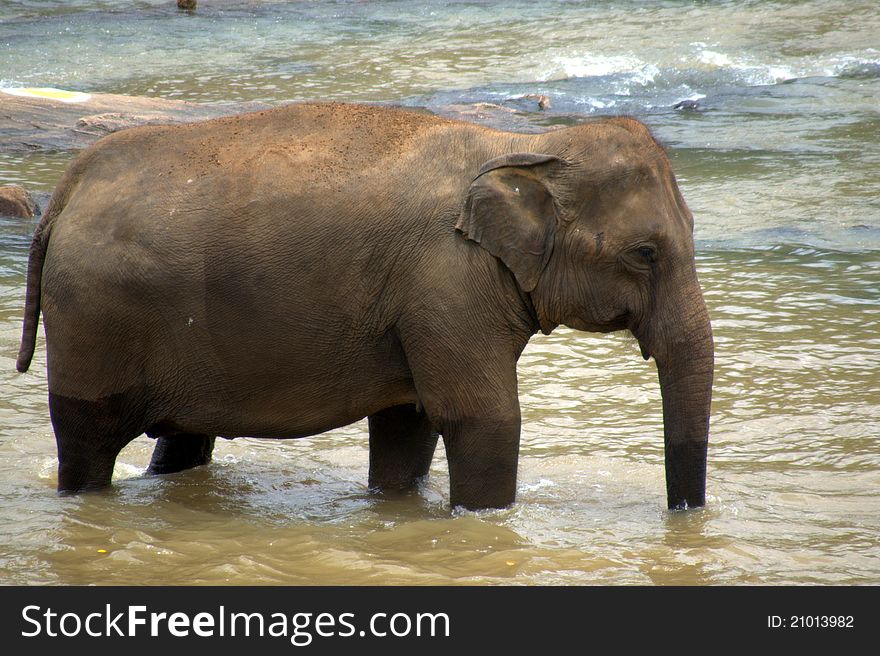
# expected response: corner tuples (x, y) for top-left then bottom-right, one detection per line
(642, 280), (714, 510)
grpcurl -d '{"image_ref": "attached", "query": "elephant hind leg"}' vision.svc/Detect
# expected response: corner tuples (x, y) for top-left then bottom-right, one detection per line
(49, 392), (145, 494)
(368, 404), (438, 491)
(147, 433), (216, 475)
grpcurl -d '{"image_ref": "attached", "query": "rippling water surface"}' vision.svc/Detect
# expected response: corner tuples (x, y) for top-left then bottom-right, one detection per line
(1, 1), (878, 585)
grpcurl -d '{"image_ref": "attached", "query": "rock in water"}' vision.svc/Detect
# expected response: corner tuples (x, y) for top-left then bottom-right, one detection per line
(673, 99), (704, 112)
(0, 90), (272, 152)
(0, 185), (39, 218)
(178, 0), (197, 10)
(523, 94), (552, 110)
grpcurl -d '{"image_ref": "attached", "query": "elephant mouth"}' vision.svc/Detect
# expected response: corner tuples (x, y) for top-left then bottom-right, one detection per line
(595, 312), (631, 335)
(569, 312), (631, 336)
(625, 314), (653, 360)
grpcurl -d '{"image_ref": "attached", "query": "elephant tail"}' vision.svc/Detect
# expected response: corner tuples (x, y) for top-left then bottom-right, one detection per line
(16, 213), (50, 373)
(16, 185), (67, 373)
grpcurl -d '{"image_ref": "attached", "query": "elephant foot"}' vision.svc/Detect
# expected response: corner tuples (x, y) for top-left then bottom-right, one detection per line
(147, 433), (215, 475)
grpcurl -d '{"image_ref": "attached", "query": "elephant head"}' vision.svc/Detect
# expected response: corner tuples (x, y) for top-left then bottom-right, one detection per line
(456, 118), (713, 510)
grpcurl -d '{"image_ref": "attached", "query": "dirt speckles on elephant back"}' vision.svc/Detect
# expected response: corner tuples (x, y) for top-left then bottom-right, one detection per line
(228, 103), (457, 192)
(68, 102), (472, 219)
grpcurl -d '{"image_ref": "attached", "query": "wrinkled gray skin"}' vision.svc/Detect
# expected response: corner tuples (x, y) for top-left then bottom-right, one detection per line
(17, 103), (713, 510)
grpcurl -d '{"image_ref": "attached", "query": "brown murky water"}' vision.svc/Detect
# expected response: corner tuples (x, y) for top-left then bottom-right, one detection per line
(1, 0), (878, 585)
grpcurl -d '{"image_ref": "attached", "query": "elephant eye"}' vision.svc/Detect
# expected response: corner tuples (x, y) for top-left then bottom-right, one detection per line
(638, 245), (657, 264)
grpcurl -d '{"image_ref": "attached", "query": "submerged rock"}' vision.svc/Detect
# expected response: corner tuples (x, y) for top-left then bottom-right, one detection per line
(0, 185), (40, 218)
(0, 89), (271, 152)
(522, 94), (552, 110)
(76, 112), (177, 135)
(673, 99), (705, 112)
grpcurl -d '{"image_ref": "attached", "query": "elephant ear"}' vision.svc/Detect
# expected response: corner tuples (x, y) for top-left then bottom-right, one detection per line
(456, 153), (561, 292)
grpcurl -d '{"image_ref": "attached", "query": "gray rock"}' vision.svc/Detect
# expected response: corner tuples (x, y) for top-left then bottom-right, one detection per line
(673, 99), (704, 112)
(522, 94), (552, 111)
(0, 90), (272, 152)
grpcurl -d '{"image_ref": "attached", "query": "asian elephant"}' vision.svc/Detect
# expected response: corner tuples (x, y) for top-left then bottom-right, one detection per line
(16, 102), (713, 511)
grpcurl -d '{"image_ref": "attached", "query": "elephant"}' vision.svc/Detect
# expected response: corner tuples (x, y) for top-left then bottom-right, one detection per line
(16, 102), (713, 511)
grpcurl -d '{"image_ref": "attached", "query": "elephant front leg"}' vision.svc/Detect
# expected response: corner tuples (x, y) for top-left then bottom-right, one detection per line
(147, 433), (216, 475)
(399, 322), (524, 510)
(368, 404), (438, 491)
(441, 414), (521, 511)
